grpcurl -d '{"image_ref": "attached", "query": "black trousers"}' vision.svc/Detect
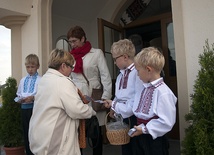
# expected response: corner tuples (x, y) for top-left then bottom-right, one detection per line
(91, 126), (103, 155)
(122, 115), (137, 155)
(21, 109), (34, 155)
(80, 126), (103, 155)
(132, 134), (169, 155)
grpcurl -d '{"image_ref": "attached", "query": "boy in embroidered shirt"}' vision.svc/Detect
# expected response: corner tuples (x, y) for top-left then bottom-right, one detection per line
(104, 39), (143, 155)
(15, 54), (41, 155)
(130, 47), (177, 155)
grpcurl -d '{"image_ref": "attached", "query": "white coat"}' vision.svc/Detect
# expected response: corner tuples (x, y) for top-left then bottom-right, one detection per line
(29, 69), (96, 155)
(71, 48), (112, 125)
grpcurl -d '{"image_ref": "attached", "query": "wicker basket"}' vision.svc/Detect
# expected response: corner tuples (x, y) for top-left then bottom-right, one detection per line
(105, 112), (130, 145)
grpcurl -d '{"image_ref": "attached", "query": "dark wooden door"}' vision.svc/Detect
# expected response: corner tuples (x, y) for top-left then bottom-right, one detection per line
(98, 13), (179, 140)
(124, 13), (179, 140)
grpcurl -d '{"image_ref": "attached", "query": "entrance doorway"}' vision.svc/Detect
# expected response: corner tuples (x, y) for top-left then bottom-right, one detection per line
(98, 12), (179, 140)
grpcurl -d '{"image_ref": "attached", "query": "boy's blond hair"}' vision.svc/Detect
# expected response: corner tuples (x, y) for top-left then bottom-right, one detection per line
(111, 39), (135, 59)
(134, 47), (165, 73)
(25, 54), (40, 66)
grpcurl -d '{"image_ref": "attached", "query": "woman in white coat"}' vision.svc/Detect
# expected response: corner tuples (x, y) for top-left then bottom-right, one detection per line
(67, 26), (112, 155)
(29, 49), (96, 155)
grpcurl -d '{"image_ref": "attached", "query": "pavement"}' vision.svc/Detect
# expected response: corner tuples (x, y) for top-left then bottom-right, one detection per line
(1, 139), (180, 155)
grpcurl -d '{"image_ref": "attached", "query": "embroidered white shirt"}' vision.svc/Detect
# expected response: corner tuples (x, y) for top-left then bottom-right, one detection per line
(133, 78), (177, 139)
(111, 63), (143, 118)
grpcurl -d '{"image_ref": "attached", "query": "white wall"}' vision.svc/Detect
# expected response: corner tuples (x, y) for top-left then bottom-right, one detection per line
(0, 0), (31, 17)
(52, 14), (90, 49)
(52, 0), (124, 49)
(21, 0), (41, 76)
(172, 0), (214, 140)
(182, 0), (214, 91)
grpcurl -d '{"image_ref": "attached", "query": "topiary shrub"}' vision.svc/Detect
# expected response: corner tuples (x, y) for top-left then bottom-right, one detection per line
(182, 40), (214, 155)
(0, 77), (24, 147)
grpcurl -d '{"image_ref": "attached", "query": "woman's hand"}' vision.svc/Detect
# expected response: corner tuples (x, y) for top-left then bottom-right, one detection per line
(103, 99), (112, 108)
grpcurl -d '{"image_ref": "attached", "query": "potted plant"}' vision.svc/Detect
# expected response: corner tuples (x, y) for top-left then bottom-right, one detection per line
(182, 40), (214, 155)
(0, 77), (25, 155)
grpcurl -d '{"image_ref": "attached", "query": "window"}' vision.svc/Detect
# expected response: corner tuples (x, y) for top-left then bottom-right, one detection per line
(55, 35), (71, 52)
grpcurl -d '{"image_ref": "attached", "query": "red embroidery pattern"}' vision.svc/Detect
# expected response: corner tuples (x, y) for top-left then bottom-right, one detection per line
(119, 64), (134, 89)
(135, 79), (164, 114)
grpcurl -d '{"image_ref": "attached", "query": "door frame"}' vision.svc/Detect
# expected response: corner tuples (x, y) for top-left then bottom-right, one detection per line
(97, 12), (179, 140)
(97, 18), (124, 53)
(97, 18), (124, 99)
(125, 12), (179, 140)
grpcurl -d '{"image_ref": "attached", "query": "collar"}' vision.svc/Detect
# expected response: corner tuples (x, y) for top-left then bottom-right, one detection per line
(120, 63), (135, 74)
(27, 72), (38, 78)
(142, 77), (164, 88)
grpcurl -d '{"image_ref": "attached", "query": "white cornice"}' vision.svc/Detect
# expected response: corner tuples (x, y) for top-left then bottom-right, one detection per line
(0, 15), (28, 28)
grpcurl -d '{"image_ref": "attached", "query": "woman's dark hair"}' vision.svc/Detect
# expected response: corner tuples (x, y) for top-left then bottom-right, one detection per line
(67, 26), (87, 41)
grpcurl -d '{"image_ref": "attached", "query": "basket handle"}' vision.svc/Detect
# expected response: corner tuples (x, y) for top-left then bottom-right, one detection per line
(105, 112), (110, 129)
(105, 112), (131, 129)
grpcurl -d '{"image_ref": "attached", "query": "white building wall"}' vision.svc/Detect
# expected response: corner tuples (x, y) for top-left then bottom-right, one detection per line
(182, 0), (214, 91)
(0, 0), (31, 16)
(0, 0), (42, 83)
(172, 0), (214, 140)
(52, 0), (124, 48)
(52, 15), (90, 49)
(21, 0), (41, 76)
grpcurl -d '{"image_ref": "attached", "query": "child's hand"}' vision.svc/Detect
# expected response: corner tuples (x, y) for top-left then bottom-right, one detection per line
(14, 97), (24, 104)
(130, 125), (143, 137)
(19, 98), (24, 103)
(109, 109), (115, 118)
(22, 96), (34, 103)
(103, 99), (112, 108)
